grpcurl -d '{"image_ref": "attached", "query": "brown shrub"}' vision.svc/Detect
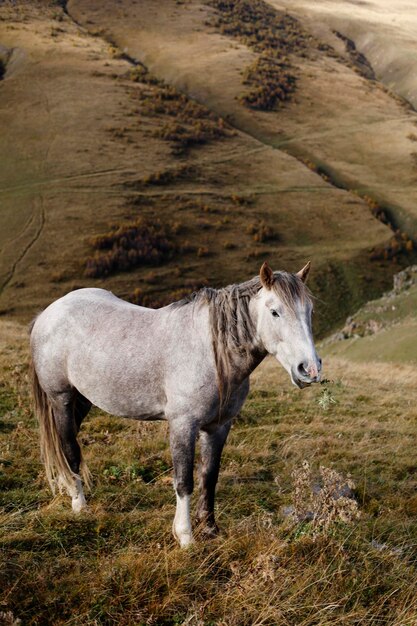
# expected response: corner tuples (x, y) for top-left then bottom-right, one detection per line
(291, 460), (360, 538)
(197, 246), (210, 257)
(369, 230), (414, 262)
(246, 220), (275, 242)
(142, 165), (199, 186)
(207, 0), (310, 55)
(241, 55), (296, 110)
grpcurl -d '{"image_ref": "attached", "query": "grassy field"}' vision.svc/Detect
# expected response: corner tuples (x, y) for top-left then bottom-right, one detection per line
(1, 320), (417, 625)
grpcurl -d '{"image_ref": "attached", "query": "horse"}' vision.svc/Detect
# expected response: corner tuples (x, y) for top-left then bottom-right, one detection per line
(30, 261), (321, 546)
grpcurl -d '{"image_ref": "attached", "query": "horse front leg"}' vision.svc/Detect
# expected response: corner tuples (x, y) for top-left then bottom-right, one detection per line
(196, 421), (232, 537)
(169, 419), (197, 547)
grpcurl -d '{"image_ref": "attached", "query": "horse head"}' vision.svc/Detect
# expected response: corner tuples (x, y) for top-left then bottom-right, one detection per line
(255, 261), (322, 388)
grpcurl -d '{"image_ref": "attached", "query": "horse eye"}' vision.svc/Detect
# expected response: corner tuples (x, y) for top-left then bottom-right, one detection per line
(271, 310), (280, 318)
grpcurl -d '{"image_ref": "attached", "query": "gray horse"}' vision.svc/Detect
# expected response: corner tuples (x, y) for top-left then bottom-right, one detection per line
(30, 262), (321, 546)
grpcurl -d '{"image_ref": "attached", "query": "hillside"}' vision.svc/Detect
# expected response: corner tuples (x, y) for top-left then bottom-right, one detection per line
(280, 0), (417, 110)
(68, 0), (417, 236)
(325, 265), (417, 364)
(1, 0), (417, 334)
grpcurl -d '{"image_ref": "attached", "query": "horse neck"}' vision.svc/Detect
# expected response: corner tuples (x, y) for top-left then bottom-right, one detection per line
(222, 293), (267, 386)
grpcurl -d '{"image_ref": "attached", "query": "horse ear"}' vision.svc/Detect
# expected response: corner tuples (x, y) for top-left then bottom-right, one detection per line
(260, 261), (275, 289)
(296, 261), (311, 283)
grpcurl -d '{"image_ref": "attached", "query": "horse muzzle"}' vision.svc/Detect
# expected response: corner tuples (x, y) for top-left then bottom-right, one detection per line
(291, 358), (322, 388)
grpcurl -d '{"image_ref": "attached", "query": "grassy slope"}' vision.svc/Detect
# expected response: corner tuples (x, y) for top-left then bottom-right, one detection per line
(274, 0), (417, 111)
(325, 270), (417, 365)
(1, 322), (417, 625)
(68, 0), (417, 236)
(0, 0), (415, 336)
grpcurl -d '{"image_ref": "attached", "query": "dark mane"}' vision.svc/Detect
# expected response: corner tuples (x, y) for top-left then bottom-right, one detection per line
(172, 272), (312, 413)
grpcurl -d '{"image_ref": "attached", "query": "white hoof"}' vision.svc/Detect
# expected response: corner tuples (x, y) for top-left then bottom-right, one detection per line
(179, 533), (194, 548)
(72, 494), (88, 513)
(173, 492), (193, 547)
(173, 522), (194, 548)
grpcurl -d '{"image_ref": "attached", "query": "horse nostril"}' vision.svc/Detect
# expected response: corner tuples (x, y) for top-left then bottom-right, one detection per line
(318, 357), (322, 369)
(297, 362), (308, 377)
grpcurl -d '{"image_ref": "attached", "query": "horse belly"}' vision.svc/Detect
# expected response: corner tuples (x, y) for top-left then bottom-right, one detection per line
(68, 357), (166, 420)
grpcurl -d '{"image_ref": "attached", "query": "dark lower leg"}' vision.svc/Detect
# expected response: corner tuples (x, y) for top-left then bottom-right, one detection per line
(51, 391), (87, 510)
(170, 420), (197, 547)
(197, 421), (231, 534)
(52, 392), (81, 475)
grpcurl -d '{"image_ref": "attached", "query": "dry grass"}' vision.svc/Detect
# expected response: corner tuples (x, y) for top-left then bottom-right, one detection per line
(1, 321), (417, 624)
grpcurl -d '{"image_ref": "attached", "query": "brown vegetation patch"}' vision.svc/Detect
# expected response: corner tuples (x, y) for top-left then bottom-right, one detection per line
(333, 31), (376, 80)
(291, 460), (360, 537)
(241, 55), (296, 110)
(246, 219), (276, 243)
(207, 0), (311, 55)
(370, 230), (414, 262)
(125, 165), (200, 189)
(84, 219), (176, 278)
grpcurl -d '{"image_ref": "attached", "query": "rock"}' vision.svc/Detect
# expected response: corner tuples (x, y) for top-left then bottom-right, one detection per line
(392, 264), (417, 293)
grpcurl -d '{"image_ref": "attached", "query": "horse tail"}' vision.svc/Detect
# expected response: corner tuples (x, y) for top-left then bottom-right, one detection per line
(30, 357), (91, 495)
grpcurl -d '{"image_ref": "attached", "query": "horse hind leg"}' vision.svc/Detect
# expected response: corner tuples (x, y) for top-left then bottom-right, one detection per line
(73, 390), (92, 431)
(51, 391), (90, 513)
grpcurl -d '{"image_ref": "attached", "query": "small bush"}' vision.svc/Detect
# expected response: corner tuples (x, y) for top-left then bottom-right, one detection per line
(197, 246), (210, 257)
(142, 165), (199, 186)
(370, 230), (414, 262)
(291, 460), (360, 538)
(241, 55), (296, 110)
(246, 219), (275, 242)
